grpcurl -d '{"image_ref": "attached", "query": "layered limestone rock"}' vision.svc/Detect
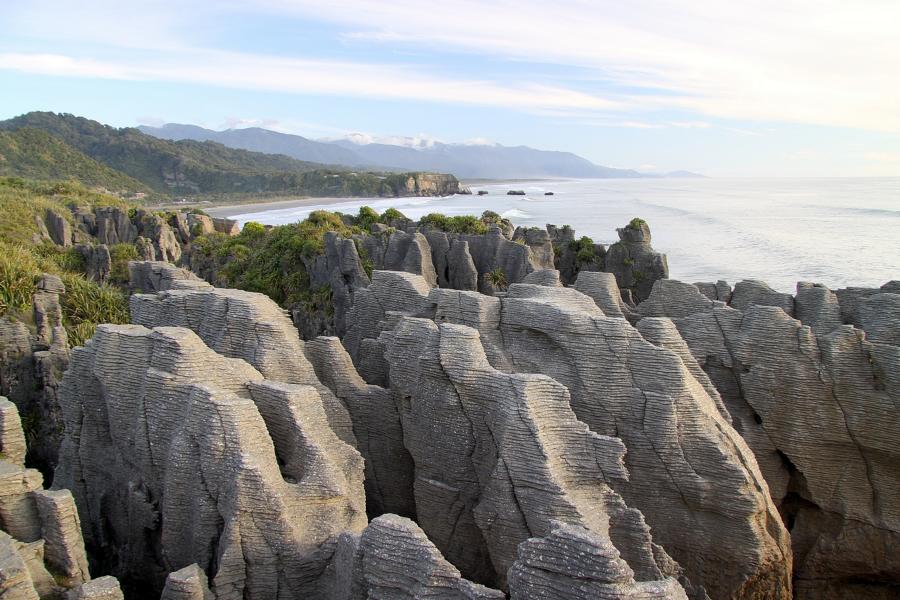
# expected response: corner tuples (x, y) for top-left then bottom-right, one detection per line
(0, 399), (94, 598)
(128, 261), (203, 294)
(94, 207), (137, 246)
(45, 210), (71, 247)
(494, 283), (791, 599)
(161, 564), (213, 600)
(306, 337), (415, 518)
(573, 271), (636, 320)
(604, 220), (668, 303)
(129, 281), (356, 447)
(675, 296), (900, 599)
(729, 280), (794, 316)
(136, 211), (182, 263)
(53, 324), (366, 596)
(383, 319), (686, 594)
(395, 276), (789, 599)
(0, 277), (70, 475)
(337, 515), (505, 599)
(508, 521), (688, 600)
(75, 244), (112, 284)
(342, 270), (435, 375)
(69, 577), (124, 599)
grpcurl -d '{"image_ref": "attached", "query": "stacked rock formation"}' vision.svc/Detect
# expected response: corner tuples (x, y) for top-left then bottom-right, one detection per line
(0, 396), (104, 598)
(53, 324), (367, 596)
(636, 276), (900, 599)
(344, 272), (792, 598)
(128, 267), (356, 446)
(0, 275), (69, 476)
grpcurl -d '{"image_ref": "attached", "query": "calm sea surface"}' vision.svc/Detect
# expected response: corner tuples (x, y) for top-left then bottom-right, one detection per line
(226, 178), (900, 292)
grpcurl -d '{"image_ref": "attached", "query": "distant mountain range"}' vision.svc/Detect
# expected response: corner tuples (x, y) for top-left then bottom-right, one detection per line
(139, 123), (702, 180)
(0, 113), (463, 198)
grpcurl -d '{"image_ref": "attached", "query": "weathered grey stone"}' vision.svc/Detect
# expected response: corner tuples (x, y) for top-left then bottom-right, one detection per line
(447, 239), (478, 291)
(858, 292), (900, 346)
(348, 514), (505, 600)
(160, 564), (213, 600)
(496, 283), (791, 599)
(136, 212), (182, 263)
(0, 462), (43, 543)
(343, 270), (435, 370)
(730, 280), (794, 316)
(94, 207), (136, 246)
(384, 320), (681, 591)
(306, 337), (415, 517)
(795, 282), (843, 334)
(637, 279), (716, 319)
(186, 214), (215, 237)
(75, 244), (112, 284)
(12, 538), (56, 598)
(0, 399), (27, 467)
(129, 283), (356, 447)
(68, 576), (123, 600)
(53, 325), (366, 596)
(33, 275), (65, 347)
(508, 521), (688, 600)
(128, 261), (205, 294)
(574, 271), (634, 320)
(604, 221), (668, 302)
(521, 269), (563, 286)
(383, 231), (437, 287)
(135, 236), (156, 261)
(0, 530), (39, 600)
(45, 210), (71, 247)
(676, 302), (900, 598)
(168, 212), (191, 245)
(211, 217), (239, 236)
(33, 489), (89, 586)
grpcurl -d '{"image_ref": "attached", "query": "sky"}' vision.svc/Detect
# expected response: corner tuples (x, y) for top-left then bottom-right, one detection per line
(1, 0), (900, 177)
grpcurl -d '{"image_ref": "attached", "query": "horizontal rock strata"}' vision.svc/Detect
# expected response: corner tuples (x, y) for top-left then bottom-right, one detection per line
(53, 325), (366, 597)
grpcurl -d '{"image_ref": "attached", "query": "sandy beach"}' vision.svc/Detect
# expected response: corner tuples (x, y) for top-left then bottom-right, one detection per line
(204, 196), (351, 218)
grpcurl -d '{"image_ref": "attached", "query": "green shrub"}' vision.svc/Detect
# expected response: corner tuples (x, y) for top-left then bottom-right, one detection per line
(59, 273), (130, 346)
(380, 207), (407, 223)
(356, 206), (380, 229)
(628, 217), (647, 230)
(419, 212), (448, 230)
(486, 267), (508, 290)
(481, 210), (502, 224)
(109, 243), (139, 284)
(569, 235), (601, 267)
(0, 243), (40, 317)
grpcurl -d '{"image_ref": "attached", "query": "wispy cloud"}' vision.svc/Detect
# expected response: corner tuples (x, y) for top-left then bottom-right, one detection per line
(3, 0), (900, 135)
(0, 51), (622, 114)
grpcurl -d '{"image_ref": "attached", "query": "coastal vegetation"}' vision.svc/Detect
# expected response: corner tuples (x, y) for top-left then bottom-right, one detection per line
(0, 177), (131, 345)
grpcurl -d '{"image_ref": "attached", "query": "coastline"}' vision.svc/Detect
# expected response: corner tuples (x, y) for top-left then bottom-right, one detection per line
(204, 195), (361, 218)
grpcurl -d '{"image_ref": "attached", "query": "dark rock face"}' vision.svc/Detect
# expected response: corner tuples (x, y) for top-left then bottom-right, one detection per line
(604, 221), (668, 302)
(0, 277), (69, 478)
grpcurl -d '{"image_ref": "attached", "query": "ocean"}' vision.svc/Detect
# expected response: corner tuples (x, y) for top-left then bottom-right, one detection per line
(224, 177), (900, 293)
